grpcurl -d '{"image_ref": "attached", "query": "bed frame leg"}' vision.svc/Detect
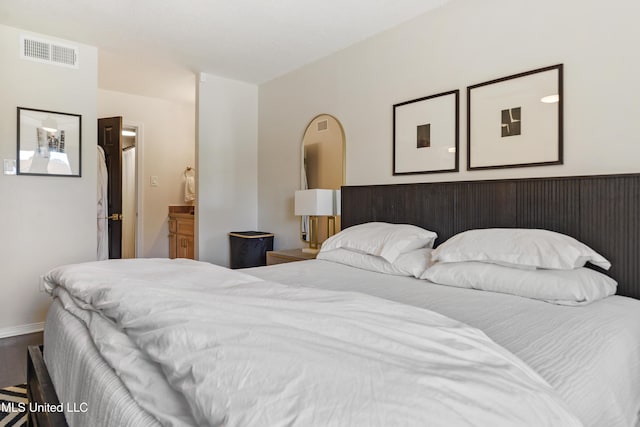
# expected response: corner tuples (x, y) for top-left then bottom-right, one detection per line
(26, 345), (69, 427)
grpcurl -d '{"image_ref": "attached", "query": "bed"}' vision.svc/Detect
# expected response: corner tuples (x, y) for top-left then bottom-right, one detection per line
(29, 173), (640, 427)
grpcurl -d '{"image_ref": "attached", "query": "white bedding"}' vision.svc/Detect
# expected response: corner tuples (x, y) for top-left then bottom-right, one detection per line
(247, 260), (640, 427)
(44, 300), (162, 427)
(44, 258), (582, 427)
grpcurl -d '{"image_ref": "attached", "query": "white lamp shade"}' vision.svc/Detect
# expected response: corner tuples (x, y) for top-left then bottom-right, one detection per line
(295, 189), (334, 216)
(334, 189), (341, 216)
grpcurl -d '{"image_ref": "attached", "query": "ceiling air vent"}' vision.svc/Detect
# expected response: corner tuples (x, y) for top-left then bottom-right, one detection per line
(20, 35), (79, 69)
(316, 119), (329, 132)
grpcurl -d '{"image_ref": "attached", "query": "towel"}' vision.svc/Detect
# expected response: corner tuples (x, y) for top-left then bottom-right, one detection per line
(185, 170), (196, 203)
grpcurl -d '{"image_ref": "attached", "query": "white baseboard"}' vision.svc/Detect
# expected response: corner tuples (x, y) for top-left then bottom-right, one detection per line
(0, 322), (45, 339)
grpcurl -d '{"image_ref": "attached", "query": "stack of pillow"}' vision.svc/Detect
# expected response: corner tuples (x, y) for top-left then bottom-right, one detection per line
(317, 223), (617, 306)
(422, 228), (616, 305)
(317, 222), (437, 278)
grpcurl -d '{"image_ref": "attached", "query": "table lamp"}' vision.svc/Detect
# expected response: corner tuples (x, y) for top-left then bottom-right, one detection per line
(295, 189), (335, 254)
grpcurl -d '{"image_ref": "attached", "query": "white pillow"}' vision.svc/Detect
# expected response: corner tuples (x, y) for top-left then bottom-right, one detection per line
(431, 228), (610, 270)
(317, 247), (433, 278)
(320, 222), (438, 263)
(421, 261), (617, 306)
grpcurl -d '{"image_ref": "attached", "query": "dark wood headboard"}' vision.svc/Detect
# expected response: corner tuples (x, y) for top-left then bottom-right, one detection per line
(341, 173), (640, 300)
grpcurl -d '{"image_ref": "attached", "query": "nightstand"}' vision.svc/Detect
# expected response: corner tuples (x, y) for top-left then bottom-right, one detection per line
(266, 249), (317, 265)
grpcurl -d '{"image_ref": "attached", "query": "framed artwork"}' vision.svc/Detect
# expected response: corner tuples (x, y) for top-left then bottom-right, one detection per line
(393, 89), (459, 175)
(467, 64), (563, 170)
(17, 107), (82, 177)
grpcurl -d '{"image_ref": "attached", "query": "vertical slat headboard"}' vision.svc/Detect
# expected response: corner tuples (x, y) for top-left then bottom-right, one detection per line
(341, 174), (640, 300)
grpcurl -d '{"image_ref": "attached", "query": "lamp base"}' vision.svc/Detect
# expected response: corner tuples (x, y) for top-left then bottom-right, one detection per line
(302, 247), (320, 255)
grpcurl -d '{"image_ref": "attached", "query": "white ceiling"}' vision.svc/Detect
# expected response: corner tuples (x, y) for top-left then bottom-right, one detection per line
(0, 0), (449, 86)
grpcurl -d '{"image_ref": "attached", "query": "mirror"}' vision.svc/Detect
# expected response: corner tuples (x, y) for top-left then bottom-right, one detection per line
(300, 114), (345, 244)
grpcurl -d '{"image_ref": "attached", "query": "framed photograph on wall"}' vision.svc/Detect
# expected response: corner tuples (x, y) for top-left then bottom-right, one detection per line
(393, 89), (459, 175)
(17, 107), (82, 177)
(467, 64), (563, 170)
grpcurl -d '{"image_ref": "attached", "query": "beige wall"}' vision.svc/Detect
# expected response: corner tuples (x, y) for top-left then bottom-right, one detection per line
(98, 89), (196, 258)
(0, 25), (97, 335)
(197, 73), (259, 267)
(258, 0), (640, 250)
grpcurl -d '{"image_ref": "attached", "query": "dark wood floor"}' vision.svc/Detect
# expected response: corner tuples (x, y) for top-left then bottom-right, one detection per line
(0, 332), (43, 388)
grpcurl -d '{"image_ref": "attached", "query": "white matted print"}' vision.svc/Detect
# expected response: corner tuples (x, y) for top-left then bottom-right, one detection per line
(393, 90), (459, 175)
(17, 107), (82, 177)
(467, 64), (563, 170)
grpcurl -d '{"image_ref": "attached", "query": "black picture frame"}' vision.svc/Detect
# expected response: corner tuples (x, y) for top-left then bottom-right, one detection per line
(17, 107), (82, 177)
(467, 64), (563, 171)
(393, 89), (459, 175)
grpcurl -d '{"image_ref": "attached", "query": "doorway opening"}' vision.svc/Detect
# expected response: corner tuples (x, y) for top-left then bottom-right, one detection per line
(121, 126), (137, 258)
(98, 117), (142, 259)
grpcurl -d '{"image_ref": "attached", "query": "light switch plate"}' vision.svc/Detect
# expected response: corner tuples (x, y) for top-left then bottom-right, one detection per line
(3, 159), (16, 175)
(150, 175), (159, 187)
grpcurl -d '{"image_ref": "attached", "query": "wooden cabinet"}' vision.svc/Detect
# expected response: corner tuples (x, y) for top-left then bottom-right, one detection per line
(266, 249), (316, 265)
(169, 206), (195, 259)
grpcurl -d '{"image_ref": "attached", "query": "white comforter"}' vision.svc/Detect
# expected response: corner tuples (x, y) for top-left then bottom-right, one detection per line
(45, 259), (582, 427)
